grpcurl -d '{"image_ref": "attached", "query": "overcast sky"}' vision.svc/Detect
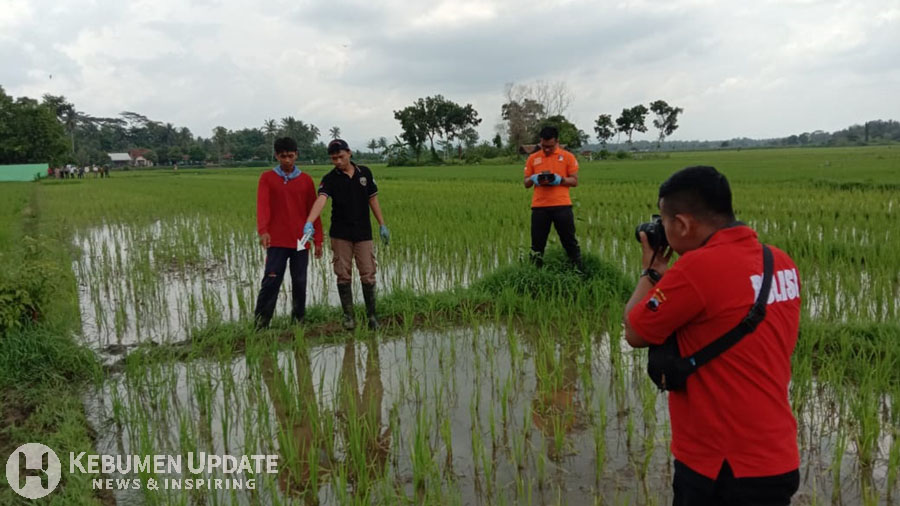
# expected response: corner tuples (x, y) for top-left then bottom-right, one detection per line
(2, 0), (898, 147)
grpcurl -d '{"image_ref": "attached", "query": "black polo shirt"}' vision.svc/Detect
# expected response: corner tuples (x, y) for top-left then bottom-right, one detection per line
(318, 163), (378, 242)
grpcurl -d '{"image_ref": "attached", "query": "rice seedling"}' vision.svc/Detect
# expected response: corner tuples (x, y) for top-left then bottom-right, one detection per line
(2, 145), (896, 504)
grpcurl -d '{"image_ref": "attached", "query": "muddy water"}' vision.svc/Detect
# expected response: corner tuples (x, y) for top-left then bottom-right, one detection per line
(82, 327), (898, 505)
(72, 221), (493, 354)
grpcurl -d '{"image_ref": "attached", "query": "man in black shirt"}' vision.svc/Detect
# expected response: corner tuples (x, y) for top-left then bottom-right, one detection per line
(305, 139), (390, 330)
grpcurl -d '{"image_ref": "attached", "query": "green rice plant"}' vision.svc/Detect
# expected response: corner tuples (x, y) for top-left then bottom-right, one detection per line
(7, 146), (900, 504)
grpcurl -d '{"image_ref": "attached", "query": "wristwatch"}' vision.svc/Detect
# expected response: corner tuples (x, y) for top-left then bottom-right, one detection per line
(641, 268), (663, 284)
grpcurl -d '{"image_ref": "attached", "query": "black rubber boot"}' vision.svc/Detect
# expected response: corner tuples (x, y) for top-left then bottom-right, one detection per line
(254, 314), (271, 330)
(362, 283), (378, 330)
(572, 255), (586, 276)
(337, 283), (355, 330)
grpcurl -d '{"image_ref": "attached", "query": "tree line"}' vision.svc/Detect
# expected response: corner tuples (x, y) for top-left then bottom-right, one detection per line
(385, 81), (684, 165)
(592, 119), (900, 152)
(2, 82), (898, 167)
(0, 86), (370, 167)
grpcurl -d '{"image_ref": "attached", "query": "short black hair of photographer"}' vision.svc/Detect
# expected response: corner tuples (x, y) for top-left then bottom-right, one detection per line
(658, 166), (735, 224)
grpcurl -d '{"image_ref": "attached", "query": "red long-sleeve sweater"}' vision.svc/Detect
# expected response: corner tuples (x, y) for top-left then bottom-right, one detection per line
(256, 169), (323, 249)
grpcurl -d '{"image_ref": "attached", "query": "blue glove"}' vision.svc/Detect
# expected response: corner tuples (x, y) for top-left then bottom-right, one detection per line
(529, 174), (540, 186)
(303, 222), (314, 236)
(379, 224), (390, 245)
(550, 174), (562, 186)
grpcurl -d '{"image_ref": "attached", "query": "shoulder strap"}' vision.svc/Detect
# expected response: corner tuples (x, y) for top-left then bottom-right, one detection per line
(684, 244), (774, 369)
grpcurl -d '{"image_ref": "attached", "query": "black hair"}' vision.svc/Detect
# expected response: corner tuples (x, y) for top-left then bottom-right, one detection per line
(539, 126), (559, 141)
(274, 137), (298, 154)
(658, 166), (735, 223)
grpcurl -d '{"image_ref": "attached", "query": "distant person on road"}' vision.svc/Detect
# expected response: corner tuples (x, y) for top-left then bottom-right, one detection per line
(253, 136), (323, 329)
(304, 139), (389, 330)
(624, 166), (801, 505)
(523, 126), (583, 271)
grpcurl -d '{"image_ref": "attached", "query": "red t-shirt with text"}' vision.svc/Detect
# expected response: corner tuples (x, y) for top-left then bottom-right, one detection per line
(628, 225), (801, 479)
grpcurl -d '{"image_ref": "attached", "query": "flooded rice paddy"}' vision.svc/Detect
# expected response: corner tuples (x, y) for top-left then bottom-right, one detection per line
(63, 172), (899, 505)
(82, 326), (898, 505)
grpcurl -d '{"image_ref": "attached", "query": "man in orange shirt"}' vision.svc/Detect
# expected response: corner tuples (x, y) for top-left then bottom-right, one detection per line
(523, 126), (583, 271)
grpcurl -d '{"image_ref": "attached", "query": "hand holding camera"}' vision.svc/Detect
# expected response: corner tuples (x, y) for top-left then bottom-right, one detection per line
(635, 215), (667, 251)
(536, 171), (557, 186)
(635, 214), (673, 274)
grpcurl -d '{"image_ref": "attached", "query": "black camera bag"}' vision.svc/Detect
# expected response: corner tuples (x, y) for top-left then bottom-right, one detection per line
(647, 244), (774, 392)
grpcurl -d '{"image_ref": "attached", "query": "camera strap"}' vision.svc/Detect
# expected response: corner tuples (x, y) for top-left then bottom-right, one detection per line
(683, 244), (774, 371)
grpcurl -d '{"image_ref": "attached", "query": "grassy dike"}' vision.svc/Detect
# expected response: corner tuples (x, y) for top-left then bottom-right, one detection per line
(0, 183), (104, 504)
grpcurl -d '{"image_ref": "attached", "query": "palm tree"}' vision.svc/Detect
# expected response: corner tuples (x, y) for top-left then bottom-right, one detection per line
(63, 108), (79, 154)
(163, 122), (176, 147)
(367, 138), (378, 154)
(263, 119), (277, 160)
(280, 116), (298, 135)
(329, 126), (341, 140)
(212, 126), (229, 163)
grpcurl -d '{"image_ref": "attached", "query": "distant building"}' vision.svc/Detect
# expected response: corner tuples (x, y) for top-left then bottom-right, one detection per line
(107, 151), (155, 168)
(109, 153), (131, 168)
(0, 163), (49, 182)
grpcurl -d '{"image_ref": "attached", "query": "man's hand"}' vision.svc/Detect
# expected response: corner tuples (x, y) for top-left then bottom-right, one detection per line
(638, 231), (673, 274)
(303, 222), (314, 237)
(259, 233), (271, 249)
(529, 174), (540, 186)
(549, 174), (562, 186)
(379, 224), (390, 245)
(314, 245), (323, 259)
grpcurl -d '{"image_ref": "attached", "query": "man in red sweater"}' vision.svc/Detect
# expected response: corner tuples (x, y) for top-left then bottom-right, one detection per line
(254, 137), (323, 328)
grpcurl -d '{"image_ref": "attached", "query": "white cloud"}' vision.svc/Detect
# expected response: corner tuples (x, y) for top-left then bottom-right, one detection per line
(1, 0), (897, 144)
(411, 2), (498, 28)
(0, 0), (32, 31)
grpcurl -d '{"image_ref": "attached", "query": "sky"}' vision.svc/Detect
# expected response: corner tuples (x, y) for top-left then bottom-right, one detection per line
(2, 0), (898, 148)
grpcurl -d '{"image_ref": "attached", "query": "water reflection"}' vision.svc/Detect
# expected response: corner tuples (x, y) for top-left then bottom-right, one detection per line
(531, 337), (584, 462)
(82, 327), (898, 505)
(260, 344), (323, 502)
(336, 341), (392, 488)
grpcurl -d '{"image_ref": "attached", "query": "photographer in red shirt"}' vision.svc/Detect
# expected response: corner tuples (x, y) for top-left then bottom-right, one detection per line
(624, 166), (801, 505)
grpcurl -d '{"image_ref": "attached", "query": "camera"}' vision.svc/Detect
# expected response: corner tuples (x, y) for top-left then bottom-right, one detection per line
(537, 171), (555, 185)
(635, 214), (668, 251)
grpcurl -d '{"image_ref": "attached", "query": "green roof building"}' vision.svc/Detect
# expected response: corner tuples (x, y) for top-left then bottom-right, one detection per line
(0, 163), (49, 182)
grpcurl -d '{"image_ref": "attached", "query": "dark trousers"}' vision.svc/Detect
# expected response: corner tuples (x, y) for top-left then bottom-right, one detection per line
(673, 460), (799, 506)
(254, 247), (309, 326)
(531, 205), (581, 263)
